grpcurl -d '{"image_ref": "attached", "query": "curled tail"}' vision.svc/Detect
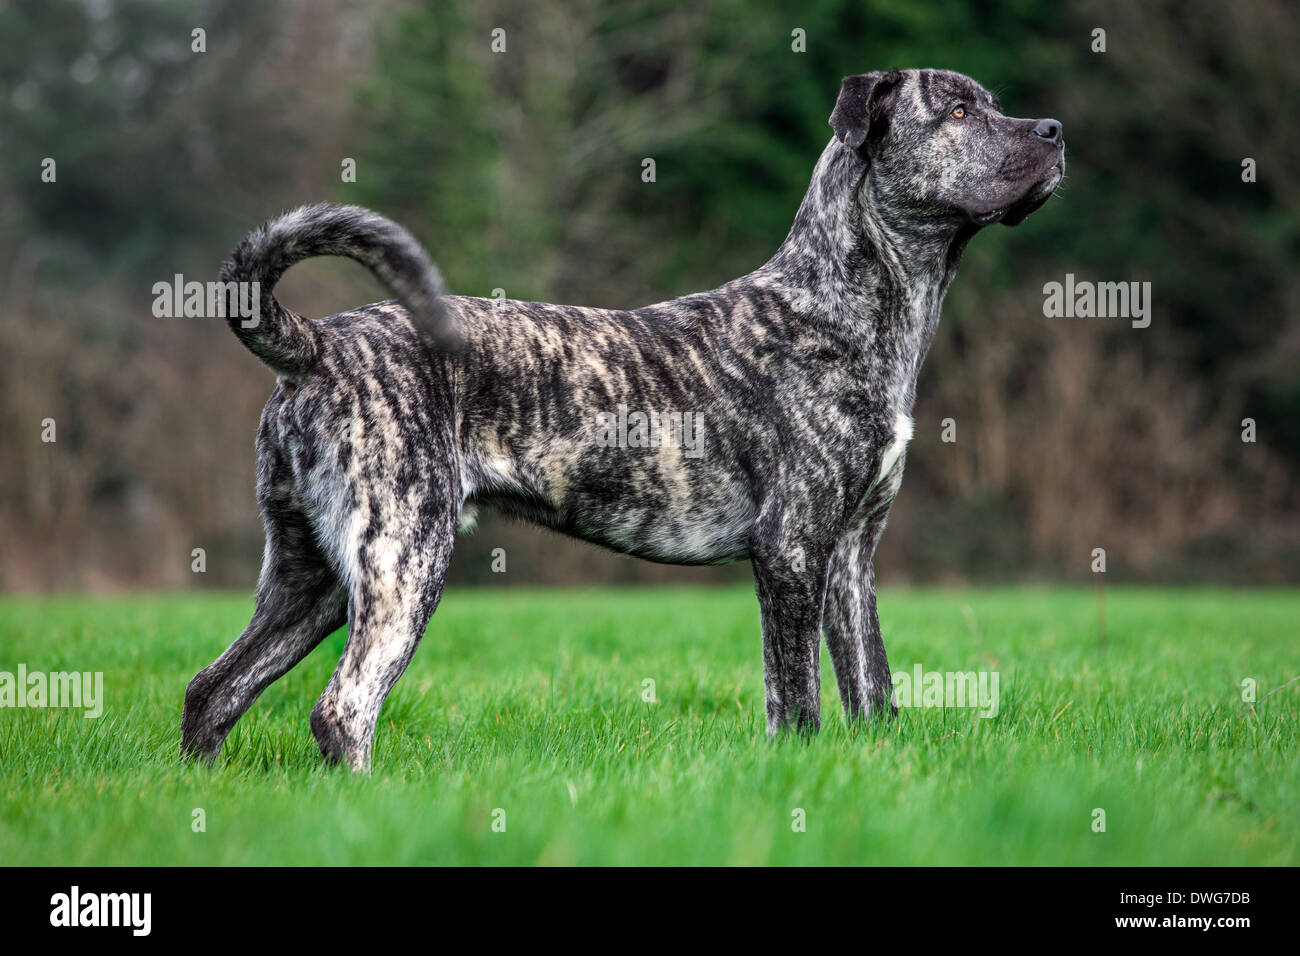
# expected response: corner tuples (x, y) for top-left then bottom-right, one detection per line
(219, 203), (458, 377)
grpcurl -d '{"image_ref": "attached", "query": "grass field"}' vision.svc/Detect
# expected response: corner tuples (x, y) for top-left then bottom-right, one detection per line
(0, 586), (1296, 865)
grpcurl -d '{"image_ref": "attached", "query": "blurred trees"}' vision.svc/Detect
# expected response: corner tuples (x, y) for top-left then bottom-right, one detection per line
(1, 0), (1296, 588)
(0, 0), (379, 588)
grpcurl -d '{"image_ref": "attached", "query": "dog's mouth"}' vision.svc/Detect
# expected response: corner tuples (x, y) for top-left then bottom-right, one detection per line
(1001, 160), (1063, 226)
(969, 156), (1065, 228)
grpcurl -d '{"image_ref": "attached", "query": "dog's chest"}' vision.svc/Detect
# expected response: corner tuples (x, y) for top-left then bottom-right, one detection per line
(875, 412), (914, 486)
(845, 409), (914, 521)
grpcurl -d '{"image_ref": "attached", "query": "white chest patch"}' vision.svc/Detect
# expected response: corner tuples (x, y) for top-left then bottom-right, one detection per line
(875, 413), (914, 485)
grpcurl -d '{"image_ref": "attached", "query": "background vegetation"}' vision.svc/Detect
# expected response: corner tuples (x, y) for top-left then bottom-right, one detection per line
(1, 0), (1297, 589)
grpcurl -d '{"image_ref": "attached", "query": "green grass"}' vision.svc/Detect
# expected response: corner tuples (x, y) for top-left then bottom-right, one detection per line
(0, 587), (1296, 865)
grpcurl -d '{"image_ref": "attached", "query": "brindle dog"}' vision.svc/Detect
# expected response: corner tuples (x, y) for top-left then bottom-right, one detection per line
(181, 69), (1064, 771)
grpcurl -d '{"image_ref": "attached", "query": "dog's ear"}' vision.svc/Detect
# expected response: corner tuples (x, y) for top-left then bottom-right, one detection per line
(829, 70), (903, 151)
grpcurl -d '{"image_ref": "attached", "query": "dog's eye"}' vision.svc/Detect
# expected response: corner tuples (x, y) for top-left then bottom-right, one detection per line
(950, 106), (966, 119)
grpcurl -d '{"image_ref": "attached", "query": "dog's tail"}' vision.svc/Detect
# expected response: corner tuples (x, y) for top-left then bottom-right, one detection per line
(219, 203), (457, 377)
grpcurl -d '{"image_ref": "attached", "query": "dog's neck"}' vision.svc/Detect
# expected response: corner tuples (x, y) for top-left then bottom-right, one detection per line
(760, 139), (973, 393)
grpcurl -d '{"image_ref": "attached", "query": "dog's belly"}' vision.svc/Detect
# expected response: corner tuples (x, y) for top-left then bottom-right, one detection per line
(480, 489), (756, 565)
(567, 488), (757, 565)
(468, 447), (758, 565)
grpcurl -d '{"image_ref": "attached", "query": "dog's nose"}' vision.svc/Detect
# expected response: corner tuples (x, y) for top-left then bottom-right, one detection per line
(1032, 118), (1063, 144)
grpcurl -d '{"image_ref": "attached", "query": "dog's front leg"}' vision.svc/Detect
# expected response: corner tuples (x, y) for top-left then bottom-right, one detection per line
(750, 527), (830, 737)
(823, 521), (896, 722)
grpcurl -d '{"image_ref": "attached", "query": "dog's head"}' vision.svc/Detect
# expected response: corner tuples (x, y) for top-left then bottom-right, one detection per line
(830, 68), (1064, 229)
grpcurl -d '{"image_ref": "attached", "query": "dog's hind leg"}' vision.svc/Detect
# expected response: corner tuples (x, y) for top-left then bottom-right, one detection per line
(309, 503), (456, 772)
(181, 513), (346, 763)
(823, 517), (897, 723)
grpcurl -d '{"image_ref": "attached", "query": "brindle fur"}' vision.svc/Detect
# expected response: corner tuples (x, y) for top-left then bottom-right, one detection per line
(181, 69), (1064, 771)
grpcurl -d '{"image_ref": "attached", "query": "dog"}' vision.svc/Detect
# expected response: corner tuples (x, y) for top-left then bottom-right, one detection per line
(181, 68), (1063, 771)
